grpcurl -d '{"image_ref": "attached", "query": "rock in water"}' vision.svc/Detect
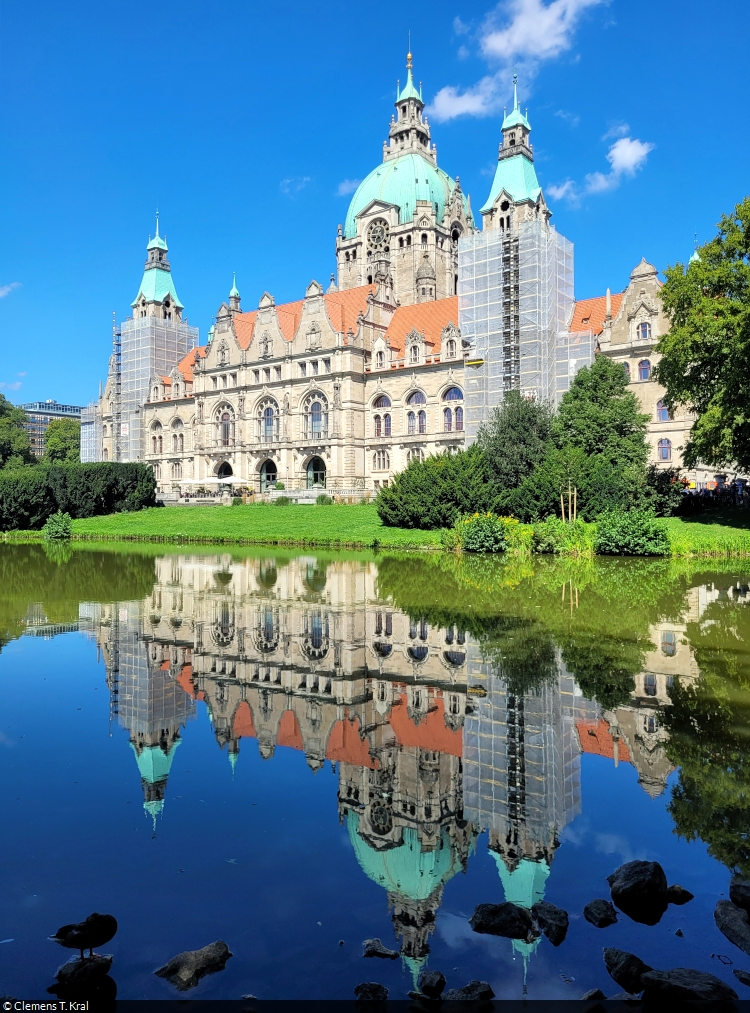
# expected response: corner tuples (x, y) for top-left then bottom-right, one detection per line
(532, 901), (568, 946)
(417, 970), (446, 997)
(640, 968), (738, 1000)
(603, 948), (652, 994)
(469, 902), (537, 939)
(155, 940), (232, 991)
(362, 938), (398, 959)
(583, 899), (618, 928)
(666, 884), (694, 905)
(734, 969), (750, 987)
(354, 982), (388, 1001)
(715, 900), (750, 956)
(731, 878), (750, 913)
(580, 988), (606, 1000)
(54, 954), (113, 987)
(443, 980), (495, 1000)
(606, 860), (669, 925)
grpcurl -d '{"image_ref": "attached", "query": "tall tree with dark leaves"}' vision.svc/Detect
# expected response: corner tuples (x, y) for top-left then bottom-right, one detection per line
(0, 395), (34, 468)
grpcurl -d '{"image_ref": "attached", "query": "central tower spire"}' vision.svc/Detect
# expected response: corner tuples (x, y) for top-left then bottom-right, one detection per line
(383, 50), (436, 165)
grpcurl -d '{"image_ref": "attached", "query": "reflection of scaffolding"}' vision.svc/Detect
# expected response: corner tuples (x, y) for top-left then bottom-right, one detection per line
(459, 221), (586, 440)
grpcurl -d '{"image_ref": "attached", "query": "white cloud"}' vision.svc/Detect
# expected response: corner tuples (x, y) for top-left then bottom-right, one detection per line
(430, 0), (606, 121)
(0, 381), (22, 391)
(602, 121), (629, 140)
(584, 135), (654, 192)
(0, 282), (21, 299)
(457, 45), (471, 60)
(547, 178), (578, 201)
(555, 108), (580, 127)
(336, 178), (361, 197)
(453, 15), (470, 34)
(279, 176), (311, 195)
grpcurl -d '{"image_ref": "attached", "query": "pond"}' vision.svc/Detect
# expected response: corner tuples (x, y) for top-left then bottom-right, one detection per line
(1, 544), (749, 1000)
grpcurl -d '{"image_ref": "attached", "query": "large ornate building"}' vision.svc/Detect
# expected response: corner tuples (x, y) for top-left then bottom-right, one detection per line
(82, 55), (700, 492)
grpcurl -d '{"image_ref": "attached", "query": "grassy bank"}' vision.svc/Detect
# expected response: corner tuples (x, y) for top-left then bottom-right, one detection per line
(5, 502), (750, 556)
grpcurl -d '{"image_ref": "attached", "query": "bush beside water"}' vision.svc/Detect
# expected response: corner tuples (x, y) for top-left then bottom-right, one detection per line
(594, 509), (670, 556)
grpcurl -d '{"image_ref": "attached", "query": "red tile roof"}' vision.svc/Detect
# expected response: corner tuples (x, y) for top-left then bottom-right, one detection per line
(326, 715), (377, 769)
(233, 700), (256, 739)
(277, 709), (304, 751)
(384, 296), (458, 358)
(388, 692), (462, 756)
(570, 293), (625, 336)
(577, 720), (631, 764)
(176, 346), (207, 383)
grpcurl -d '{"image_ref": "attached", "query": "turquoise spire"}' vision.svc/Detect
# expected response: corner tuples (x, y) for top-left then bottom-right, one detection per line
(398, 49), (422, 103)
(229, 272), (240, 298)
(147, 209), (168, 252)
(502, 72), (531, 131)
(689, 233), (701, 264)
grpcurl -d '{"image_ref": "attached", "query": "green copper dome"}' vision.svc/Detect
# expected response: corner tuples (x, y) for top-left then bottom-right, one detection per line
(346, 810), (463, 901)
(480, 154), (541, 213)
(344, 154), (461, 240)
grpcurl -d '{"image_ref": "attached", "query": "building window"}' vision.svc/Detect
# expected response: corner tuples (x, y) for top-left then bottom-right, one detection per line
(661, 631), (677, 657)
(638, 359), (652, 381)
(374, 414), (382, 437)
(258, 399), (279, 441)
(622, 361), (631, 380)
(455, 406), (464, 431)
(102, 448), (108, 460)
(102, 425), (107, 437)
(418, 410), (426, 434)
(230, 373), (237, 386)
(222, 374), (228, 388)
(212, 376), (218, 390)
(304, 395), (328, 440)
(421, 233), (427, 247)
(656, 399), (672, 422)
(406, 235), (412, 247)
(644, 714), (657, 734)
(657, 438), (672, 461)
(407, 448), (424, 464)
(443, 386), (463, 402)
(376, 350), (384, 368)
(446, 338), (456, 358)
(263, 368), (271, 383)
(644, 673), (657, 696)
(398, 237), (404, 249)
(253, 369), (260, 384)
(384, 413), (391, 436)
(409, 345), (419, 364)
(220, 412), (232, 447)
(299, 362), (307, 378)
(275, 366), (281, 381)
(443, 407), (452, 432)
(311, 360), (319, 376)
(407, 411), (416, 435)
(373, 450), (390, 470)
(638, 321), (652, 341)
(406, 390), (426, 406)
(373, 394), (391, 409)
(323, 358), (331, 373)
(171, 462), (182, 480)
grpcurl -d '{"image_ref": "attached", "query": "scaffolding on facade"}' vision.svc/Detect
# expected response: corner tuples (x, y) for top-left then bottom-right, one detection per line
(459, 220), (588, 442)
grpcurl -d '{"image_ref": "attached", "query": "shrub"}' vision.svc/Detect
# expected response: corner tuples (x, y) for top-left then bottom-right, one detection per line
(275, 496), (291, 506)
(460, 513), (508, 553)
(594, 509), (669, 556)
(0, 462), (156, 531)
(533, 517), (596, 555)
(232, 497), (243, 506)
(316, 493), (333, 505)
(274, 482), (286, 490)
(376, 446), (493, 529)
(42, 510), (72, 541)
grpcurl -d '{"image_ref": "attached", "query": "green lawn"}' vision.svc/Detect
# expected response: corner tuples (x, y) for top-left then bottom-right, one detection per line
(69, 502), (442, 550)
(663, 515), (750, 556)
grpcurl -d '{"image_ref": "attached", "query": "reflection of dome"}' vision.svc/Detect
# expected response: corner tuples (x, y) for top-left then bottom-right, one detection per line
(131, 739), (181, 827)
(344, 154), (464, 240)
(492, 853), (550, 962)
(347, 810), (462, 901)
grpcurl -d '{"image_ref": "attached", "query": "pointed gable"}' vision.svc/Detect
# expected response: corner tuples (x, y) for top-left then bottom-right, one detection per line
(384, 296), (458, 357)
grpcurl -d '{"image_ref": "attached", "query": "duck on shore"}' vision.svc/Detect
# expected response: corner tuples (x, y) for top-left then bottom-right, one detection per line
(49, 913), (118, 960)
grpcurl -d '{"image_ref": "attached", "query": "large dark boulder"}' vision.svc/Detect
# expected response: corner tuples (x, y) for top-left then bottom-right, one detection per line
(469, 902), (537, 940)
(531, 901), (568, 946)
(580, 988), (606, 1000)
(606, 860), (668, 924)
(362, 938), (398, 959)
(354, 982), (388, 1001)
(734, 968), (750, 987)
(584, 899), (618, 928)
(640, 967), (738, 1000)
(417, 970), (446, 997)
(155, 940), (232, 992)
(715, 899), (750, 955)
(603, 948), (652, 994)
(443, 980), (495, 1000)
(54, 954), (113, 987)
(731, 878), (750, 913)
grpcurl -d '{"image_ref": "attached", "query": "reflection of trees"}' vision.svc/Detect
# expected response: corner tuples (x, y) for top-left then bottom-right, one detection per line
(662, 603), (750, 876)
(558, 633), (641, 710)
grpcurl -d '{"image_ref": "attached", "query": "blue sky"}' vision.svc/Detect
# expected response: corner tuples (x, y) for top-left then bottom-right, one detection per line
(1, 0), (748, 406)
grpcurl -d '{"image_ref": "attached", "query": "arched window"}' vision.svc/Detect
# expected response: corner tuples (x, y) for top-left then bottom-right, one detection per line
(221, 412), (232, 446)
(406, 235), (412, 247)
(622, 361), (631, 380)
(306, 456), (326, 488)
(656, 399), (672, 422)
(256, 399), (279, 442)
(102, 448), (108, 460)
(373, 450), (390, 470)
(442, 386), (463, 401)
(409, 345), (419, 364)
(657, 438), (672, 461)
(303, 394), (328, 440)
(171, 418), (184, 453)
(407, 411), (416, 435)
(446, 339), (456, 358)
(373, 394), (391, 409)
(443, 407), (452, 432)
(638, 321), (652, 341)
(638, 359), (652, 381)
(418, 410), (426, 434)
(421, 233), (427, 247)
(171, 462), (182, 480)
(384, 413), (391, 436)
(374, 414), (382, 437)
(260, 459), (277, 491)
(407, 448), (424, 464)
(376, 350), (384, 368)
(398, 237), (404, 249)
(406, 390), (426, 406)
(455, 406), (464, 431)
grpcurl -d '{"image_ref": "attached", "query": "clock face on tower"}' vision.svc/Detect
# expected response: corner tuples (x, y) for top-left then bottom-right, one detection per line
(367, 218), (390, 251)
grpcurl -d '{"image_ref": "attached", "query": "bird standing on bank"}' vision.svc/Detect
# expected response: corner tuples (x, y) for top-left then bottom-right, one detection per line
(49, 913), (118, 960)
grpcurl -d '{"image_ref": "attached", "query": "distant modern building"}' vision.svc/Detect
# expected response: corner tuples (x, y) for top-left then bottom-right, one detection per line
(20, 400), (82, 457)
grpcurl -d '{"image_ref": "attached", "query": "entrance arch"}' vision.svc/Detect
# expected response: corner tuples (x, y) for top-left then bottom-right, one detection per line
(217, 462), (233, 479)
(306, 456), (326, 489)
(260, 459), (277, 491)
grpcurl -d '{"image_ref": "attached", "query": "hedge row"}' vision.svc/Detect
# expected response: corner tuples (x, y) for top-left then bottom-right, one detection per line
(0, 463), (156, 531)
